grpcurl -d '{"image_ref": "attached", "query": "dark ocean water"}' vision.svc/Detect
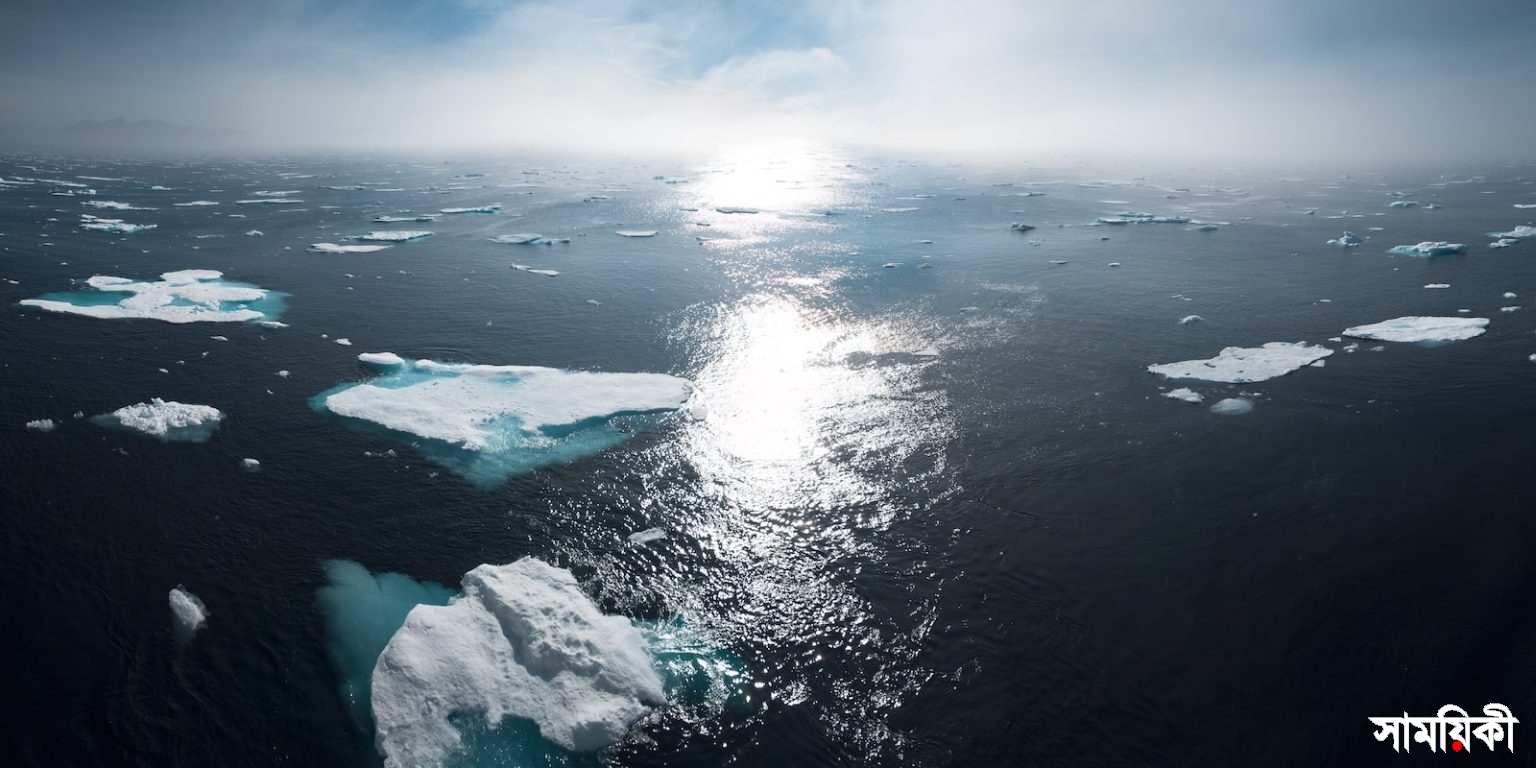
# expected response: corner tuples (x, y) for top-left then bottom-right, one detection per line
(2, 147), (1535, 767)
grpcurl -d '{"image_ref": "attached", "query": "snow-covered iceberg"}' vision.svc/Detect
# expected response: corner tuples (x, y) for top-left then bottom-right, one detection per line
(1388, 241), (1465, 257)
(1342, 316), (1489, 343)
(356, 231), (431, 242)
(20, 270), (286, 324)
(313, 356), (693, 487)
(94, 399), (223, 441)
(317, 559), (745, 768)
(1147, 342), (1332, 383)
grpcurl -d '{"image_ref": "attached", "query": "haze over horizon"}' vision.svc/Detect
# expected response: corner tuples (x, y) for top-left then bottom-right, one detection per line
(3, 0), (1535, 163)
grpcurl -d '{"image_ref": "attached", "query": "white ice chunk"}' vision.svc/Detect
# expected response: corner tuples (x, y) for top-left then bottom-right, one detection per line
(628, 527), (668, 544)
(241, 457), (261, 472)
(25, 418), (56, 432)
(1423, 284), (1450, 289)
(102, 398), (223, 438)
(1388, 241), (1465, 257)
(615, 230), (657, 237)
(440, 204), (501, 214)
(235, 198), (303, 205)
(1179, 315), (1204, 324)
(1489, 225), (1536, 239)
(174, 201), (219, 206)
(370, 558), (665, 766)
(169, 586), (208, 636)
(1148, 342), (1332, 383)
(1326, 231), (1362, 247)
(310, 243), (392, 254)
(356, 231), (431, 242)
(1491, 239), (1518, 249)
(1387, 201), (1419, 208)
(20, 270), (278, 324)
(511, 264), (559, 277)
(358, 352), (406, 367)
(373, 215), (439, 223)
(1163, 388), (1203, 403)
(1342, 316), (1489, 342)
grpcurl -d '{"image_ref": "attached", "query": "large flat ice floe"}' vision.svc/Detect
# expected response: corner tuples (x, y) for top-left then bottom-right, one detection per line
(314, 356), (692, 487)
(371, 558), (665, 766)
(440, 204), (501, 214)
(1147, 342), (1333, 383)
(1388, 241), (1465, 257)
(1342, 316), (1489, 343)
(95, 398), (223, 441)
(79, 214), (156, 234)
(309, 242), (391, 254)
(1489, 225), (1536, 239)
(20, 270), (286, 324)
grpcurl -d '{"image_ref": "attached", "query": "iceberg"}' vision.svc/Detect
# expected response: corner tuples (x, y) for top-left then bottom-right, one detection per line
(241, 458), (261, 472)
(317, 559), (744, 768)
(1148, 342), (1332, 383)
(1210, 397), (1254, 416)
(1388, 241), (1465, 257)
(313, 356), (692, 487)
(169, 586), (208, 638)
(371, 558), (665, 766)
(356, 231), (431, 242)
(628, 527), (667, 544)
(82, 200), (153, 210)
(174, 200), (219, 206)
(1163, 388), (1203, 403)
(1387, 201), (1419, 208)
(1423, 284), (1451, 289)
(1489, 225), (1536, 239)
(440, 204), (501, 214)
(20, 270), (286, 324)
(79, 214), (156, 234)
(244, 230), (263, 237)
(1009, 222), (1036, 232)
(1342, 316), (1488, 343)
(373, 215), (438, 223)
(510, 264), (559, 277)
(494, 233), (570, 245)
(310, 243), (391, 254)
(235, 198), (303, 205)
(1326, 231), (1362, 247)
(1096, 211), (1191, 225)
(1179, 315), (1204, 325)
(25, 418), (56, 432)
(615, 230), (657, 237)
(1491, 239), (1518, 249)
(94, 398), (223, 441)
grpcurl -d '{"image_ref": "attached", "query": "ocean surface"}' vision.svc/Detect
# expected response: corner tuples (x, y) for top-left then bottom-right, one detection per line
(2, 146), (1535, 767)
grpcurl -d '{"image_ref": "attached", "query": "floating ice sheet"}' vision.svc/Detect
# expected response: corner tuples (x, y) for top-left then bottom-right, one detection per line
(440, 204), (501, 214)
(1388, 241), (1465, 257)
(1342, 316), (1488, 343)
(95, 398), (223, 441)
(356, 231), (431, 242)
(20, 270), (285, 324)
(314, 356), (692, 487)
(1327, 231), (1362, 247)
(310, 243), (391, 254)
(1489, 225), (1536, 239)
(1148, 342), (1332, 383)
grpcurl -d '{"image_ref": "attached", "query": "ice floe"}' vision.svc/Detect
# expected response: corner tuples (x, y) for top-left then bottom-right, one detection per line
(1147, 342), (1332, 383)
(440, 204), (501, 214)
(1387, 201), (1419, 208)
(1009, 222), (1036, 232)
(356, 231), (431, 242)
(25, 418), (56, 432)
(510, 264), (559, 277)
(309, 243), (391, 254)
(82, 200), (153, 210)
(1491, 239), (1518, 249)
(615, 230), (657, 237)
(358, 352), (406, 368)
(169, 586), (208, 638)
(95, 398), (223, 441)
(314, 356), (692, 487)
(1424, 284), (1451, 289)
(715, 206), (759, 214)
(370, 558), (666, 765)
(235, 198), (303, 205)
(241, 458), (261, 472)
(373, 215), (438, 223)
(494, 233), (570, 245)
(628, 527), (668, 544)
(1341, 316), (1488, 343)
(1326, 231), (1362, 247)
(1179, 315), (1204, 325)
(79, 214), (156, 234)
(1388, 241), (1465, 257)
(1163, 388), (1203, 403)
(21, 270), (285, 324)
(174, 200), (219, 207)
(1489, 225), (1536, 239)
(1096, 212), (1191, 225)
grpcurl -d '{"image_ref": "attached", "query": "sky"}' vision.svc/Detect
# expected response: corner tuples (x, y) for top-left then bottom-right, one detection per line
(2, 0), (1534, 162)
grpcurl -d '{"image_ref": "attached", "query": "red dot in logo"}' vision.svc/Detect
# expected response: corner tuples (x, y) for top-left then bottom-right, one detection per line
(1452, 740), (1464, 752)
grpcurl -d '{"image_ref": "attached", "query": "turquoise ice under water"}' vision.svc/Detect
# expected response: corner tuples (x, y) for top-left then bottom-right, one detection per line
(20, 271), (289, 324)
(311, 357), (692, 489)
(316, 560), (746, 768)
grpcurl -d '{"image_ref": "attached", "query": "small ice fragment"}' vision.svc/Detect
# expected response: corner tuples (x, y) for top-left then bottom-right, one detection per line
(615, 230), (657, 237)
(1423, 284), (1451, 289)
(244, 230), (263, 237)
(335, 338), (352, 346)
(1501, 306), (1521, 313)
(356, 231), (431, 242)
(1009, 222), (1036, 231)
(882, 262), (901, 268)
(1489, 239), (1517, 249)
(309, 243), (391, 253)
(511, 264), (560, 277)
(241, 458), (261, 472)
(440, 204), (501, 214)
(1387, 201), (1419, 208)
(1179, 315), (1204, 324)
(1489, 225), (1536, 239)
(276, 370), (291, 378)
(1107, 262), (1121, 267)
(1163, 388), (1203, 403)
(25, 418), (56, 432)
(1504, 292), (1518, 299)
(169, 586), (208, 636)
